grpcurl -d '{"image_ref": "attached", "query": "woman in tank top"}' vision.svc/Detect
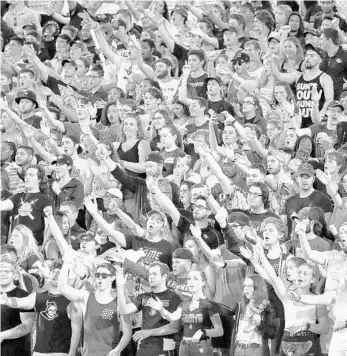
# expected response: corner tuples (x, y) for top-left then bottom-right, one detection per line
(148, 269), (223, 356)
(252, 246), (329, 356)
(112, 114), (150, 221)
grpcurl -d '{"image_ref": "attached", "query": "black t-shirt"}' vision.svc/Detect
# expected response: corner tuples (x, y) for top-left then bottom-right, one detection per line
(187, 73), (208, 99)
(283, 190), (334, 237)
(208, 99), (235, 116)
(125, 235), (176, 270)
(244, 209), (280, 233)
(1, 189), (12, 243)
(132, 289), (182, 348)
(45, 75), (79, 96)
(173, 43), (189, 75)
(1, 287), (35, 356)
(10, 192), (54, 245)
(70, 223), (86, 250)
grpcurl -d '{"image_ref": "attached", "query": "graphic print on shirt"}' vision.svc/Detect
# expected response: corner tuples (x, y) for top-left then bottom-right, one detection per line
(41, 300), (58, 321)
(101, 308), (116, 320)
(143, 298), (170, 316)
(15, 198), (38, 220)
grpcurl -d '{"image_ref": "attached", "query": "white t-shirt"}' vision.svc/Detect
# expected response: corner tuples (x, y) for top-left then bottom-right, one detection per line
(159, 79), (179, 104)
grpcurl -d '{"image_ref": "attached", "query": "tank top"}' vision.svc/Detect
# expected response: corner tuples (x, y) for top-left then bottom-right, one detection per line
(83, 293), (121, 356)
(280, 60), (304, 95)
(117, 140), (146, 179)
(284, 299), (317, 329)
(296, 72), (325, 128)
(34, 292), (72, 353)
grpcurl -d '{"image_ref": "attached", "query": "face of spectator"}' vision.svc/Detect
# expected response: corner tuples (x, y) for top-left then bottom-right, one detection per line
(326, 105), (343, 124)
(0, 73), (11, 88)
(8, 40), (23, 57)
(341, 96), (347, 111)
(70, 44), (83, 61)
(80, 235), (98, 253)
(55, 163), (70, 178)
(223, 30), (238, 47)
(320, 0), (333, 13)
(148, 265), (165, 288)
(62, 62), (76, 77)
(179, 183), (191, 205)
(266, 123), (281, 141)
(242, 96), (256, 114)
(123, 116), (138, 138)
(305, 34), (320, 47)
(75, 59), (88, 77)
(275, 9), (287, 27)
(184, 239), (199, 258)
(1, 111), (12, 130)
(61, 137), (75, 156)
(95, 266), (114, 291)
(152, 112), (166, 130)
(262, 223), (282, 247)
(189, 100), (205, 117)
(25, 35), (38, 43)
(0, 262), (15, 288)
(88, 71), (103, 89)
(140, 31), (152, 41)
(297, 265), (315, 288)
(284, 39), (297, 58)
(152, 0), (165, 14)
(61, 215), (70, 235)
(324, 157), (340, 175)
(297, 173), (314, 191)
(284, 129), (297, 149)
(267, 156), (281, 175)
(76, 101), (90, 121)
(146, 214), (164, 235)
(172, 11), (185, 26)
(172, 103), (185, 117)
(60, 205), (78, 226)
(188, 32), (202, 48)
(118, 104), (132, 121)
(108, 88), (122, 102)
(193, 198), (209, 221)
(15, 148), (31, 167)
(188, 270), (205, 293)
(223, 126), (237, 145)
(244, 44), (259, 61)
(172, 258), (190, 276)
(144, 92), (160, 112)
(286, 260), (299, 282)
(9, 229), (24, 253)
(81, 27), (92, 41)
(55, 37), (69, 52)
(145, 161), (161, 177)
(155, 62), (169, 80)
(216, 56), (228, 68)
(49, 268), (60, 287)
(319, 34), (330, 51)
(247, 185), (263, 209)
(268, 38), (280, 53)
(141, 41), (153, 60)
(321, 18), (332, 30)
(19, 98), (35, 113)
(274, 85), (288, 103)
(160, 127), (176, 149)
(243, 278), (255, 300)
(288, 15), (301, 32)
(199, 22), (210, 35)
(246, 168), (264, 186)
(106, 104), (119, 125)
(188, 54), (203, 72)
(233, 60), (247, 74)
(207, 79), (220, 97)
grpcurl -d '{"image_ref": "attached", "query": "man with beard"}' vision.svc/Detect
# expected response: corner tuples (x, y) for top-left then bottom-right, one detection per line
(117, 262), (182, 356)
(281, 163), (333, 238)
(0, 260), (82, 356)
(270, 43), (334, 128)
(58, 256), (132, 356)
(0, 258), (35, 356)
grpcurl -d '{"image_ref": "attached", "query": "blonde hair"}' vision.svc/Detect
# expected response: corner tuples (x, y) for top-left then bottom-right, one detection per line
(12, 225), (41, 266)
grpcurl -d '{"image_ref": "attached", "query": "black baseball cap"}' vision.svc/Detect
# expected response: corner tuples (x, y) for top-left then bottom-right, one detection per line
(146, 152), (164, 164)
(227, 212), (251, 227)
(51, 154), (73, 167)
(172, 248), (196, 263)
(305, 43), (324, 58)
(205, 75), (223, 86)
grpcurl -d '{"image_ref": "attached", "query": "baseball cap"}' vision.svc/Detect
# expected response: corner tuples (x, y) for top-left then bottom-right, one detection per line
(171, 6), (188, 19)
(232, 51), (250, 64)
(172, 248), (196, 263)
(305, 43), (325, 58)
(95, 13), (113, 23)
(327, 100), (344, 111)
(155, 58), (173, 67)
(227, 212), (251, 227)
(78, 231), (97, 242)
(222, 25), (238, 35)
(23, 23), (37, 31)
(268, 32), (281, 42)
(296, 207), (321, 222)
(15, 90), (38, 108)
(205, 75), (223, 86)
(52, 154), (74, 167)
(304, 28), (319, 37)
(146, 152), (164, 164)
(62, 59), (77, 69)
(70, 40), (87, 51)
(147, 210), (166, 222)
(297, 162), (315, 176)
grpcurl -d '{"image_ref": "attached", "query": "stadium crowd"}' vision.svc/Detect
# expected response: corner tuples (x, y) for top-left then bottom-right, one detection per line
(1, 1), (347, 356)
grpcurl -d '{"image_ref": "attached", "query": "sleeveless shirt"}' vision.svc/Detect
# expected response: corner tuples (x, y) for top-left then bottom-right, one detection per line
(83, 293), (121, 356)
(296, 72), (325, 128)
(34, 292), (72, 354)
(117, 140), (146, 179)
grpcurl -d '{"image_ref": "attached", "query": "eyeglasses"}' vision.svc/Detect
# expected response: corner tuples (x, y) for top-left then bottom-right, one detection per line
(229, 223), (240, 229)
(95, 272), (112, 279)
(193, 204), (208, 210)
(179, 189), (190, 193)
(247, 191), (262, 198)
(81, 237), (94, 243)
(243, 101), (255, 105)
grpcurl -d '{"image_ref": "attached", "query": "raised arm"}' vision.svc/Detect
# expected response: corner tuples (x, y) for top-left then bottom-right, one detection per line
(0, 292), (36, 310)
(290, 289), (337, 306)
(320, 73), (334, 116)
(269, 57), (299, 84)
(68, 302), (83, 356)
(178, 64), (193, 106)
(116, 268), (140, 315)
(84, 196), (127, 247)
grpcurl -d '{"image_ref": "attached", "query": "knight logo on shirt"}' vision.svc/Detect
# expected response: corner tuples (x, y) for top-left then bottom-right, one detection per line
(41, 300), (58, 321)
(16, 198), (38, 220)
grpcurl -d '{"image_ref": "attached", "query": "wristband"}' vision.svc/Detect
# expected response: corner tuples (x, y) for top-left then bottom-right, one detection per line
(222, 261), (227, 268)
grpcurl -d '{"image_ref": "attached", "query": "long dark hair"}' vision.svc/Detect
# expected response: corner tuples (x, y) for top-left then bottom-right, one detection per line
(294, 135), (316, 158)
(286, 12), (305, 39)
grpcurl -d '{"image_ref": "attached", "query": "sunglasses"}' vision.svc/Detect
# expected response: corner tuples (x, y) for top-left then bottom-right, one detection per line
(95, 272), (112, 279)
